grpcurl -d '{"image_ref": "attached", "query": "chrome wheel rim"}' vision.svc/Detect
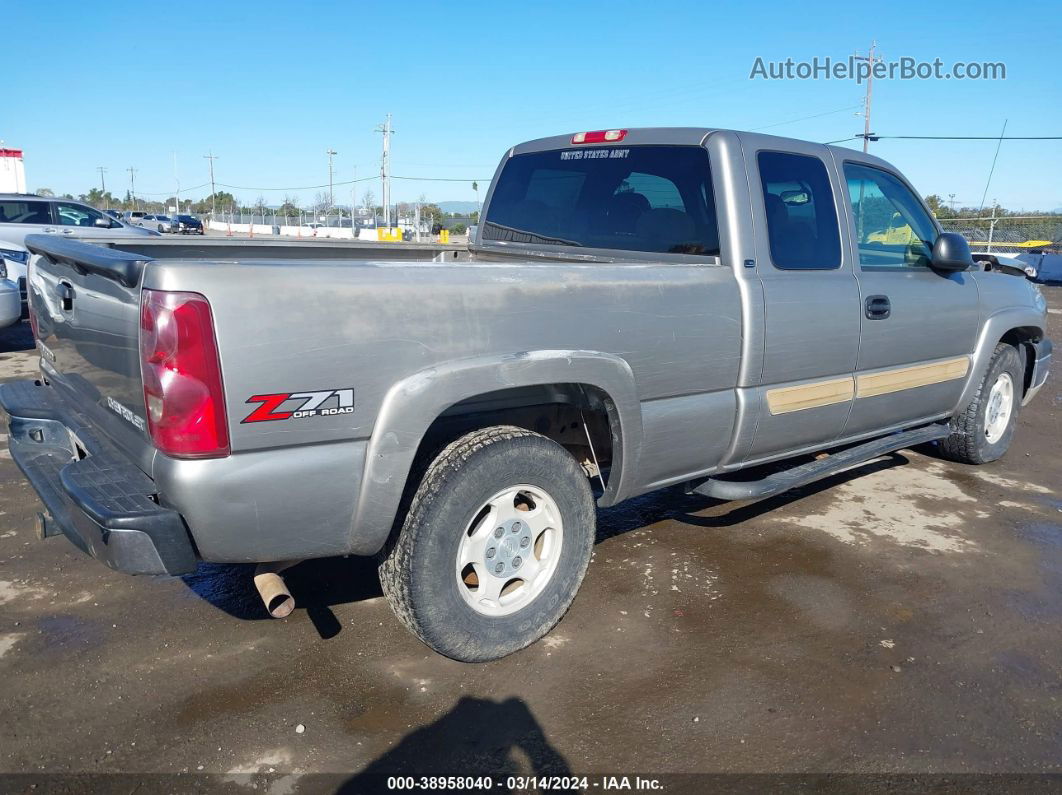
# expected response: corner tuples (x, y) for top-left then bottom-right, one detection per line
(455, 485), (563, 617)
(984, 372), (1014, 444)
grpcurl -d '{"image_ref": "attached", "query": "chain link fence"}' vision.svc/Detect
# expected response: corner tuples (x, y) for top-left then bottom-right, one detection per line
(938, 215), (1062, 252)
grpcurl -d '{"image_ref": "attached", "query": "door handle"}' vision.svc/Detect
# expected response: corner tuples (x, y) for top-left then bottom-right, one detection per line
(57, 282), (75, 312)
(42, 227), (57, 233)
(865, 295), (891, 320)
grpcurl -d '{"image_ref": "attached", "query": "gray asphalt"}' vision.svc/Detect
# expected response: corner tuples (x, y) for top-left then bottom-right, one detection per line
(0, 288), (1058, 787)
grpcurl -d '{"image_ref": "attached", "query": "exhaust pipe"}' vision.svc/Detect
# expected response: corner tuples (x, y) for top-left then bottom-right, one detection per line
(253, 561), (301, 618)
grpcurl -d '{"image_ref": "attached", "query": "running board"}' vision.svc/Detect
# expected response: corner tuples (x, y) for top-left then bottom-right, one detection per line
(690, 423), (951, 502)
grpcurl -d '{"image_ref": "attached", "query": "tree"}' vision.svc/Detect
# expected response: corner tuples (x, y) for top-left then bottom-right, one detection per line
(419, 203), (444, 225)
(193, 191), (237, 214)
(924, 194), (946, 217)
(35, 188), (55, 197)
(277, 194), (301, 220)
(314, 190), (331, 214)
(361, 189), (375, 213)
(253, 195), (269, 217)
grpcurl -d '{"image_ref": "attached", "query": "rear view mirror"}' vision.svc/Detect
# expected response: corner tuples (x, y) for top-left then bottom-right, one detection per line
(780, 190), (810, 206)
(931, 232), (974, 272)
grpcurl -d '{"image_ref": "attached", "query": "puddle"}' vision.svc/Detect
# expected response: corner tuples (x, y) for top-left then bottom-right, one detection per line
(776, 459), (977, 553)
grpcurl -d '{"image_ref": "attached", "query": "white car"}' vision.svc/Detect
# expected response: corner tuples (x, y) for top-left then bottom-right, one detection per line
(0, 238), (28, 318)
(0, 249), (21, 329)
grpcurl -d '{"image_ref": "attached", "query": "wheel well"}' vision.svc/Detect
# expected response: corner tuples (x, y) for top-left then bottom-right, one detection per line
(1000, 326), (1042, 395)
(411, 383), (618, 492)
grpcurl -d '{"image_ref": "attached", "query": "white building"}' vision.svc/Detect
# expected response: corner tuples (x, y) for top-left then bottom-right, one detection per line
(0, 147), (27, 193)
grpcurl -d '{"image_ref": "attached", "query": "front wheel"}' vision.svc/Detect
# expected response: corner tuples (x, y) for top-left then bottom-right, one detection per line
(938, 343), (1023, 464)
(379, 426), (596, 662)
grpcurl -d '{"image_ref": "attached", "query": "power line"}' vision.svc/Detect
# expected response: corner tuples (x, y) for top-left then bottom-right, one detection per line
(823, 134), (1061, 144)
(873, 135), (1061, 140)
(750, 105), (861, 132)
(978, 119), (1008, 213)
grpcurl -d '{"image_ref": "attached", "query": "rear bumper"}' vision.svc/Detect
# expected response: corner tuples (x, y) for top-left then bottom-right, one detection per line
(1023, 337), (1052, 405)
(0, 379), (197, 575)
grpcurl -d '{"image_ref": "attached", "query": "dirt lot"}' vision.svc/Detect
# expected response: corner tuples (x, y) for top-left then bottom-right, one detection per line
(0, 289), (1058, 789)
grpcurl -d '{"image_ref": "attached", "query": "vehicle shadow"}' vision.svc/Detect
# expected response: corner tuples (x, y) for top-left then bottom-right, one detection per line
(184, 452), (912, 636)
(338, 695), (571, 793)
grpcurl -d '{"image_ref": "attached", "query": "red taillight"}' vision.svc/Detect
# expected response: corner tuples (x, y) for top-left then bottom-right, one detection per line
(571, 129), (627, 145)
(139, 289), (230, 458)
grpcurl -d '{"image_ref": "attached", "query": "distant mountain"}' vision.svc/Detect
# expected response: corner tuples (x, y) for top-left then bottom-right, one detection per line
(438, 201), (480, 214)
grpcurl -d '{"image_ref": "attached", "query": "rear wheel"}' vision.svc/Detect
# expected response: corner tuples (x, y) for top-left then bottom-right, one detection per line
(938, 343), (1023, 464)
(379, 426), (596, 662)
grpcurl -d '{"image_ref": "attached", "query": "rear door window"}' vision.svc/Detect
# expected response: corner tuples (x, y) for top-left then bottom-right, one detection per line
(483, 145), (719, 256)
(0, 200), (52, 225)
(757, 151), (841, 270)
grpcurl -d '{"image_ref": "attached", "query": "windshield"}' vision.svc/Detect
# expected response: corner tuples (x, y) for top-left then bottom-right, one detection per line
(482, 145), (719, 256)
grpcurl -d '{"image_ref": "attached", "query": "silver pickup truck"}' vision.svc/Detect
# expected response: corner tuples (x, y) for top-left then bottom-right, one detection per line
(2, 128), (1052, 662)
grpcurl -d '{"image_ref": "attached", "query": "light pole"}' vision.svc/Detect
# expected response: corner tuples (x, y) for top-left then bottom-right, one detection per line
(326, 149), (337, 211)
(127, 167), (138, 209)
(204, 150), (218, 215)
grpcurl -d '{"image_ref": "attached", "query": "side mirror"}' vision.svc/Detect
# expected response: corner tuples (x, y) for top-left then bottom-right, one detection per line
(94, 217), (112, 228)
(931, 232), (974, 272)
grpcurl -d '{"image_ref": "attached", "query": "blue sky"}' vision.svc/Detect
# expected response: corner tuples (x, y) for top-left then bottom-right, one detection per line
(5, 0), (1059, 210)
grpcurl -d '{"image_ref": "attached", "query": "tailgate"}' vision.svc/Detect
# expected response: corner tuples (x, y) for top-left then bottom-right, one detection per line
(24, 235), (152, 459)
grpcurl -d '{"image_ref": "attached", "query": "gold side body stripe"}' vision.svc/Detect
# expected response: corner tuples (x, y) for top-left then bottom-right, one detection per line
(767, 377), (854, 415)
(766, 357), (970, 415)
(855, 357), (970, 398)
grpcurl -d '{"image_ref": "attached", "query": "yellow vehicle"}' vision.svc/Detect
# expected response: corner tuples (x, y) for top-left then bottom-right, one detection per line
(867, 212), (919, 245)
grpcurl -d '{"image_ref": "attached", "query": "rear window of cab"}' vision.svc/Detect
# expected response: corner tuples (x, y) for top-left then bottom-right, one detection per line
(483, 145), (720, 257)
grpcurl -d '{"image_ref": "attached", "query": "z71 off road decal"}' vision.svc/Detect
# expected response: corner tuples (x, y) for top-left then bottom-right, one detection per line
(242, 389), (355, 423)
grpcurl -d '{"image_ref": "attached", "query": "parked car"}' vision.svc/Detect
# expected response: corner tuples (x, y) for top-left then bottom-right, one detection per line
(1, 127), (1052, 663)
(0, 257), (20, 329)
(0, 194), (159, 248)
(170, 214), (204, 235)
(122, 210), (147, 226)
(0, 238), (29, 303)
(139, 214), (172, 233)
(104, 209), (123, 220)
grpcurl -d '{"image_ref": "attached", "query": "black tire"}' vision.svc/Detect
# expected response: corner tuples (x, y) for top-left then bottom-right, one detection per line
(379, 425), (596, 662)
(938, 343), (1023, 464)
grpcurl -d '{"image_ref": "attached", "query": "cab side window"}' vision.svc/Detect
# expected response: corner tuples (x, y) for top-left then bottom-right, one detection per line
(844, 163), (937, 269)
(758, 151), (841, 270)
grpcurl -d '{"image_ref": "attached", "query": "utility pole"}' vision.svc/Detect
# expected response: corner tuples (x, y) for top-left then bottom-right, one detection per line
(97, 166), (107, 197)
(127, 167), (138, 209)
(375, 114), (394, 227)
(203, 150), (219, 215)
(326, 148), (337, 210)
(853, 41), (880, 152)
(173, 152), (180, 214)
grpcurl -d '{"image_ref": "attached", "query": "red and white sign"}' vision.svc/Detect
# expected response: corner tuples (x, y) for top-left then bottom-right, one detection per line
(0, 147), (27, 193)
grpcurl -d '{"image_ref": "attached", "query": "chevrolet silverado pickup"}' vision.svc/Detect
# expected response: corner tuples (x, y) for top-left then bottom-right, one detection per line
(1, 128), (1052, 662)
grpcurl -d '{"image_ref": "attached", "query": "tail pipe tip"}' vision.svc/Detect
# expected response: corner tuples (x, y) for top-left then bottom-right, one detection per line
(253, 561), (301, 619)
